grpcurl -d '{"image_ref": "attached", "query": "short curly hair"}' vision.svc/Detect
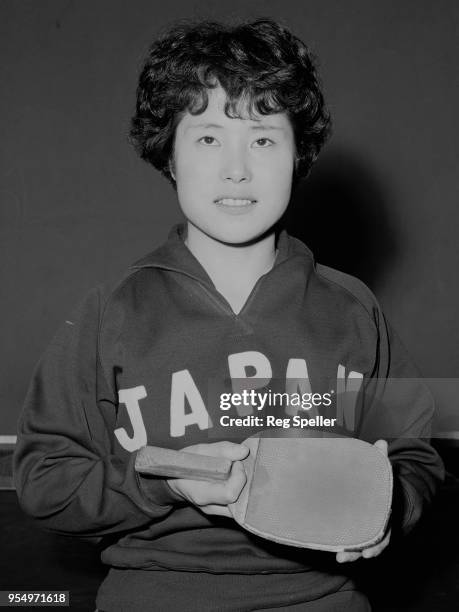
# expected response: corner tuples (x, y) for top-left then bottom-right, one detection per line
(130, 17), (331, 188)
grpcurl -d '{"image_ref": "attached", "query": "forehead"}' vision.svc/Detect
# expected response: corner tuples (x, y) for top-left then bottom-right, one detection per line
(178, 85), (290, 131)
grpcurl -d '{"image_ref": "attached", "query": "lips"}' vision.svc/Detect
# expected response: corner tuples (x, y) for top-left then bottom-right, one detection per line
(213, 197), (257, 215)
(214, 197), (257, 206)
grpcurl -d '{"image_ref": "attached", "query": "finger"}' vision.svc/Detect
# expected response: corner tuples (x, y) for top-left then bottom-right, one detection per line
(374, 439), (388, 456)
(362, 546), (381, 559)
(362, 529), (391, 558)
(185, 441), (250, 461)
(207, 441), (250, 461)
(199, 504), (233, 517)
(362, 540), (386, 558)
(189, 461), (247, 506)
(336, 551), (362, 563)
(219, 461), (247, 503)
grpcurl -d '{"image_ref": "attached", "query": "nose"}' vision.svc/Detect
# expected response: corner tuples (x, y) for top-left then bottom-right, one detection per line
(220, 147), (251, 183)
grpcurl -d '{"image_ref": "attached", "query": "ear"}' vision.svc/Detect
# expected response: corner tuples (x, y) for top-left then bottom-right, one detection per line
(168, 159), (176, 181)
(294, 154), (300, 173)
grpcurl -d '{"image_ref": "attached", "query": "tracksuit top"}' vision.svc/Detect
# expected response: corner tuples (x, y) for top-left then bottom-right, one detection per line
(14, 224), (444, 609)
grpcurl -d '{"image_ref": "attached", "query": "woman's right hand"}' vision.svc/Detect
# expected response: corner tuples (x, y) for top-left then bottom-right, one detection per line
(166, 441), (249, 516)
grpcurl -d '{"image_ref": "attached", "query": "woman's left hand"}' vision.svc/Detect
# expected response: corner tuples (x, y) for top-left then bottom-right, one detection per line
(336, 439), (392, 563)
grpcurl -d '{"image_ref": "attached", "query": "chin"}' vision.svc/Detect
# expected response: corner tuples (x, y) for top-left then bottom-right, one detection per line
(208, 223), (274, 246)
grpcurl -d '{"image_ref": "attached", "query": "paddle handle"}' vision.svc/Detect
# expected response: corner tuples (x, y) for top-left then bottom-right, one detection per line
(135, 446), (232, 481)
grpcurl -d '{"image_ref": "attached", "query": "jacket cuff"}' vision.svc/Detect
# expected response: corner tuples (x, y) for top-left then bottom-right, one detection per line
(132, 451), (184, 508)
(137, 473), (185, 507)
(390, 469), (422, 538)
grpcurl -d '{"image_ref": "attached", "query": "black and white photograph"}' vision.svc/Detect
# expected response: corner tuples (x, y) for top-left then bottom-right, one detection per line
(1, 1), (458, 610)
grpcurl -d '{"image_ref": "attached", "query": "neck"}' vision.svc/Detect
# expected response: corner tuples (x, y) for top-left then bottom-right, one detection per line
(185, 222), (278, 288)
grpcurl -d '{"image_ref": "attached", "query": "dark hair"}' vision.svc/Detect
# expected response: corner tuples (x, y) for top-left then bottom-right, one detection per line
(130, 18), (331, 187)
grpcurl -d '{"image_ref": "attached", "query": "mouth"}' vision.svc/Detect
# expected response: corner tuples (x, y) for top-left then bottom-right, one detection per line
(214, 198), (257, 206)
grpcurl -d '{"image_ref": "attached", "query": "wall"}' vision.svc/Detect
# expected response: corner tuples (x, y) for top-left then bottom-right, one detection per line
(1, 0), (458, 433)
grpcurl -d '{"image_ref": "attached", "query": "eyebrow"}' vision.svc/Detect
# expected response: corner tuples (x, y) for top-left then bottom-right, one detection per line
(186, 123), (285, 131)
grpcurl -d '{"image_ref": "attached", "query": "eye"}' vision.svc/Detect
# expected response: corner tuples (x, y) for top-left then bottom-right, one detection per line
(198, 136), (219, 146)
(253, 137), (274, 148)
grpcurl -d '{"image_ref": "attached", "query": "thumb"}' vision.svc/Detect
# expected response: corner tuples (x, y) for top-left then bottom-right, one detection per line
(374, 439), (388, 456)
(210, 441), (250, 461)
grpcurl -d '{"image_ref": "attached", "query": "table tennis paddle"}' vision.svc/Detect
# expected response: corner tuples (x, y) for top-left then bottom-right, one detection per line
(135, 430), (392, 552)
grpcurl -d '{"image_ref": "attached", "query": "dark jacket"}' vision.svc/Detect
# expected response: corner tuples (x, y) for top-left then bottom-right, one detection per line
(14, 224), (443, 579)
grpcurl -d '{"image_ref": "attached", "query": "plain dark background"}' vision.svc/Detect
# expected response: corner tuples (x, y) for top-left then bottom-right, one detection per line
(1, 0), (459, 434)
(1, 3), (459, 610)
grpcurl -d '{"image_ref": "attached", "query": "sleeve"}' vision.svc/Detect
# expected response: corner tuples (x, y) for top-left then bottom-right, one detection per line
(359, 307), (445, 538)
(13, 285), (182, 538)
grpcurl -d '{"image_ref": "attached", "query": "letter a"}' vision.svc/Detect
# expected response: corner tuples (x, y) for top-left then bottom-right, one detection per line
(115, 386), (148, 452)
(170, 370), (212, 437)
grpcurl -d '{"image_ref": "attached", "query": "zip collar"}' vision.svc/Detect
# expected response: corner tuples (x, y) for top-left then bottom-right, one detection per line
(130, 223), (315, 288)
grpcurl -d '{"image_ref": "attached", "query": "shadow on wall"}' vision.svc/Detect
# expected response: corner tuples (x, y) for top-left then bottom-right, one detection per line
(284, 147), (401, 291)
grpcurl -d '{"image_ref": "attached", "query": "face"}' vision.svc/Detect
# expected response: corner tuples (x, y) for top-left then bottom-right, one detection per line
(171, 85), (296, 245)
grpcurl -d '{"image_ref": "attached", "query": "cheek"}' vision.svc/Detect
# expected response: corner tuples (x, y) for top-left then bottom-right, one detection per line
(176, 149), (215, 186)
(176, 161), (211, 211)
(257, 155), (294, 192)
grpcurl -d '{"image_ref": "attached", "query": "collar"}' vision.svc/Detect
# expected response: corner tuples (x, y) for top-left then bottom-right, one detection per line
(130, 223), (314, 287)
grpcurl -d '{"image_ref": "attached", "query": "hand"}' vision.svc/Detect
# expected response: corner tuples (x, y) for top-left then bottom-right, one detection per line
(166, 441), (249, 517)
(336, 439), (392, 563)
